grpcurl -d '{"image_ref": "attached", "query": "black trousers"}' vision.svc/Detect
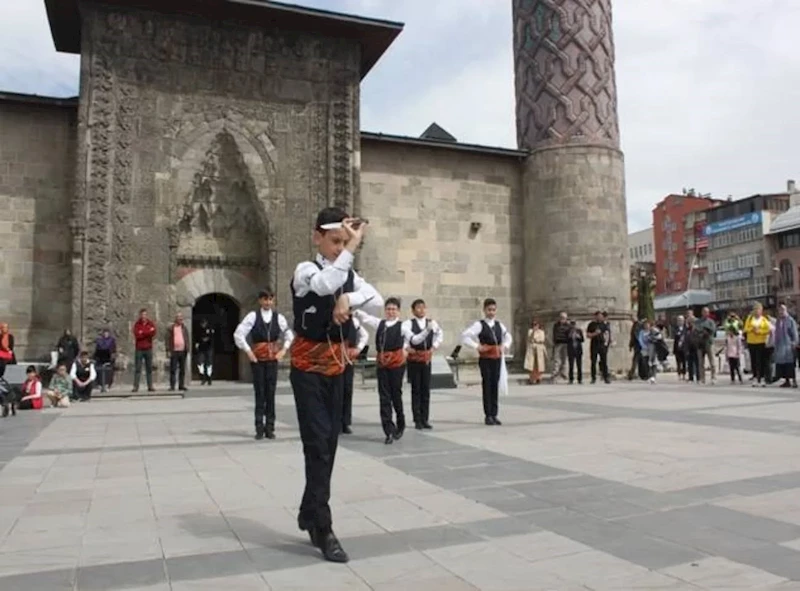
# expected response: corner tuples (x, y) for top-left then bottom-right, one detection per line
(169, 351), (187, 390)
(342, 364), (354, 428)
(133, 350), (153, 390)
(686, 347), (698, 381)
(674, 351), (686, 376)
(728, 357), (742, 381)
(590, 344), (609, 381)
(749, 343), (768, 382)
(73, 383), (94, 401)
(290, 367), (343, 534)
(478, 357), (500, 418)
(252, 360), (278, 431)
(198, 348), (213, 381)
(377, 365), (405, 436)
(568, 349), (582, 383)
(407, 361), (432, 425)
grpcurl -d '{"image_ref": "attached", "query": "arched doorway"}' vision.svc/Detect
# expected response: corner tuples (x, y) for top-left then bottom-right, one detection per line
(192, 293), (241, 381)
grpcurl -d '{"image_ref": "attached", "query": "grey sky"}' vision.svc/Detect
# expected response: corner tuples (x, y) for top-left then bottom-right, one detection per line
(2, 0), (798, 232)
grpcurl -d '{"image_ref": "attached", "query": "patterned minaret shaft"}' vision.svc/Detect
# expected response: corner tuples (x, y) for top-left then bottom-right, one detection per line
(513, 0), (631, 371)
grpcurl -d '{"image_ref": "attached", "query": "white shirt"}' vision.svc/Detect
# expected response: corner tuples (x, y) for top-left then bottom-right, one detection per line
(292, 251), (384, 317)
(355, 311), (411, 349)
(402, 317), (444, 349)
(461, 318), (512, 351)
(233, 309), (294, 353)
(350, 316), (369, 352)
(70, 361), (97, 383)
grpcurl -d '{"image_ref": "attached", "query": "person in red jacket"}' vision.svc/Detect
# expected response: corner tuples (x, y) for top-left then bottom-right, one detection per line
(132, 308), (157, 392)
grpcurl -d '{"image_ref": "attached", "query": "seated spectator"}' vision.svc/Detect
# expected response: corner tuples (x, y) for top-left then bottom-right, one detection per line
(70, 351), (96, 402)
(0, 363), (16, 417)
(18, 365), (43, 410)
(45, 364), (72, 408)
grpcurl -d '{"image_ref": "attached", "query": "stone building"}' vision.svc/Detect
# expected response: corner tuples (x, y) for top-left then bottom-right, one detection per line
(0, 0), (630, 381)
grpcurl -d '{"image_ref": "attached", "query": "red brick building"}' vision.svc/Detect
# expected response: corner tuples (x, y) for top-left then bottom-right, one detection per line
(653, 194), (724, 295)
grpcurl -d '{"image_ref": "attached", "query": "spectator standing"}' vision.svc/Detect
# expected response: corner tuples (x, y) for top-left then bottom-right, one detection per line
(132, 308), (157, 393)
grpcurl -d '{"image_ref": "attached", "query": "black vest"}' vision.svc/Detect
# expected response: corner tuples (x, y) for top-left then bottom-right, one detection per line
(250, 310), (282, 343)
(376, 321), (404, 352)
(410, 319), (433, 350)
(478, 321), (503, 345)
(291, 261), (355, 343)
(344, 320), (359, 347)
(75, 362), (92, 381)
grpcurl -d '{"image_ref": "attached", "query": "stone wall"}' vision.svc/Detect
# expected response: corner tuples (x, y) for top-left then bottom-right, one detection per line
(74, 4), (362, 371)
(358, 139), (525, 356)
(0, 100), (75, 360)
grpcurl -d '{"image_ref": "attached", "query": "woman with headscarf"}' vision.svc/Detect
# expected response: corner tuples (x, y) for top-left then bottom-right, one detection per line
(56, 329), (80, 368)
(773, 304), (798, 388)
(94, 329), (117, 391)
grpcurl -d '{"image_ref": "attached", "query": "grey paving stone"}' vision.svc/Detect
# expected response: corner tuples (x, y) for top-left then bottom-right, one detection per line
(672, 504), (800, 544)
(166, 549), (256, 582)
(76, 558), (167, 591)
(456, 516), (542, 539)
(391, 523), (483, 551)
(0, 568), (76, 591)
(245, 545), (321, 572)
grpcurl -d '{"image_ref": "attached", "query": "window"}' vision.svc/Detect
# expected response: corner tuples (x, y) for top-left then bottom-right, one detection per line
(780, 260), (794, 290)
(737, 252), (763, 269)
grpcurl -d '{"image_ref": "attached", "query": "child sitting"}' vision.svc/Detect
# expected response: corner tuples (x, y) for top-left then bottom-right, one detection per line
(18, 365), (43, 410)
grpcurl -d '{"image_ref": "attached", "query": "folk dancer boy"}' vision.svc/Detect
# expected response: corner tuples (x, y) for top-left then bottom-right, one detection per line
(461, 298), (512, 425)
(341, 313), (368, 434)
(289, 207), (383, 563)
(402, 299), (443, 430)
(234, 288), (294, 440)
(356, 298), (410, 444)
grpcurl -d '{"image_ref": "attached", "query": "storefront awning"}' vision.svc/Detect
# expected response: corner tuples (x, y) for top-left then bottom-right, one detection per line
(653, 290), (714, 311)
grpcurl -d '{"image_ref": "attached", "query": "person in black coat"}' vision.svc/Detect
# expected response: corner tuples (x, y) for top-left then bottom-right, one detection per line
(673, 315), (687, 380)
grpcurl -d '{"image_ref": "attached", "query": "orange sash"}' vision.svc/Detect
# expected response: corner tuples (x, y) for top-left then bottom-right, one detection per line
(290, 336), (346, 377)
(479, 345), (502, 360)
(377, 349), (405, 369)
(406, 349), (432, 364)
(252, 341), (279, 362)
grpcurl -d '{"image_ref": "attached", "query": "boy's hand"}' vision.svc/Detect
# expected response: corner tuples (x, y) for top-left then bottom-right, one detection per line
(343, 218), (366, 252)
(333, 294), (351, 325)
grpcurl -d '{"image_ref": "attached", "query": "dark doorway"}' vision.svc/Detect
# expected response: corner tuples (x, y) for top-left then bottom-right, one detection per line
(192, 293), (241, 382)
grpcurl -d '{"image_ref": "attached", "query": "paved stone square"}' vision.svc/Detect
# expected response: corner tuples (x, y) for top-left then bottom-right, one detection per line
(3, 377), (800, 590)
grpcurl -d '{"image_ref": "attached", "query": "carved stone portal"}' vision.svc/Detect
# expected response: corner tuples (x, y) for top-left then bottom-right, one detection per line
(175, 130), (263, 263)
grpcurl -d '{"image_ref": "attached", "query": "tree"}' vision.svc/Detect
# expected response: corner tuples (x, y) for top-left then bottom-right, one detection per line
(637, 272), (655, 321)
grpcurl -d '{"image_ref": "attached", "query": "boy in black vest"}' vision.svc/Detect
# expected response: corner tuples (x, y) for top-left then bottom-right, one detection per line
(289, 207), (383, 563)
(402, 299), (443, 430)
(356, 298), (409, 444)
(341, 314), (368, 434)
(234, 288), (294, 440)
(461, 298), (512, 425)
(70, 350), (97, 402)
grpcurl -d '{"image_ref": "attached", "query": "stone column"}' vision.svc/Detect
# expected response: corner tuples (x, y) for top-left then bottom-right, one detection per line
(513, 0), (631, 372)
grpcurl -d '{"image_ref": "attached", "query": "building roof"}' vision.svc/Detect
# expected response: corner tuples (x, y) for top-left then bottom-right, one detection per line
(768, 205), (800, 235)
(361, 131), (527, 158)
(0, 91), (78, 108)
(654, 290), (714, 311)
(44, 0), (403, 79)
(420, 123), (456, 143)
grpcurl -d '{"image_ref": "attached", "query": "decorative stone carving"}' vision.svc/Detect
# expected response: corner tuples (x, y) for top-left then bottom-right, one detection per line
(512, 0), (620, 149)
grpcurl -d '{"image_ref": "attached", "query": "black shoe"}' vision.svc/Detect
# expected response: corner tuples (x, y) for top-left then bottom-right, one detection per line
(415, 423), (424, 430)
(591, 379), (596, 384)
(11, 404), (16, 416)
(179, 387), (188, 392)
(384, 435), (393, 444)
(131, 388), (139, 393)
(493, 417), (502, 426)
(485, 417), (493, 426)
(342, 425), (352, 434)
(422, 422), (433, 430)
(604, 378), (611, 384)
(200, 379), (206, 386)
(393, 426), (405, 440)
(254, 428), (264, 440)
(318, 532), (349, 563)
(265, 430), (276, 439)
(207, 380), (212, 386)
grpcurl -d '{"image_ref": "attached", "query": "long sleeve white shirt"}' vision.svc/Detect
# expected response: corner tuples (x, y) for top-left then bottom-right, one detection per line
(402, 318), (444, 349)
(461, 318), (512, 351)
(70, 361), (97, 383)
(355, 311), (411, 349)
(351, 316), (369, 352)
(291, 251), (384, 317)
(233, 309), (294, 353)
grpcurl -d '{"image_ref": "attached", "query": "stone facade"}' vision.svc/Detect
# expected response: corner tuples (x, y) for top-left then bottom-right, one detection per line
(359, 137), (525, 353)
(0, 97), (76, 360)
(70, 4), (361, 369)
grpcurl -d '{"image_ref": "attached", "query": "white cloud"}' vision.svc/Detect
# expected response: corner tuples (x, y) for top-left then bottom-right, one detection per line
(2, 0), (799, 233)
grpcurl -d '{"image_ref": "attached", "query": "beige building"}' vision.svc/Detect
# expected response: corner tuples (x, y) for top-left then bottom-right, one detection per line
(0, 0), (630, 381)
(628, 227), (655, 265)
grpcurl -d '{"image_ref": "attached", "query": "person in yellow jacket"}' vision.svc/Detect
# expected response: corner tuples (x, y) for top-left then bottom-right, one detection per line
(744, 303), (773, 387)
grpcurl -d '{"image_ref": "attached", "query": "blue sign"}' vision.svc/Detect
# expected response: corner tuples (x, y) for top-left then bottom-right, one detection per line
(704, 212), (762, 236)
